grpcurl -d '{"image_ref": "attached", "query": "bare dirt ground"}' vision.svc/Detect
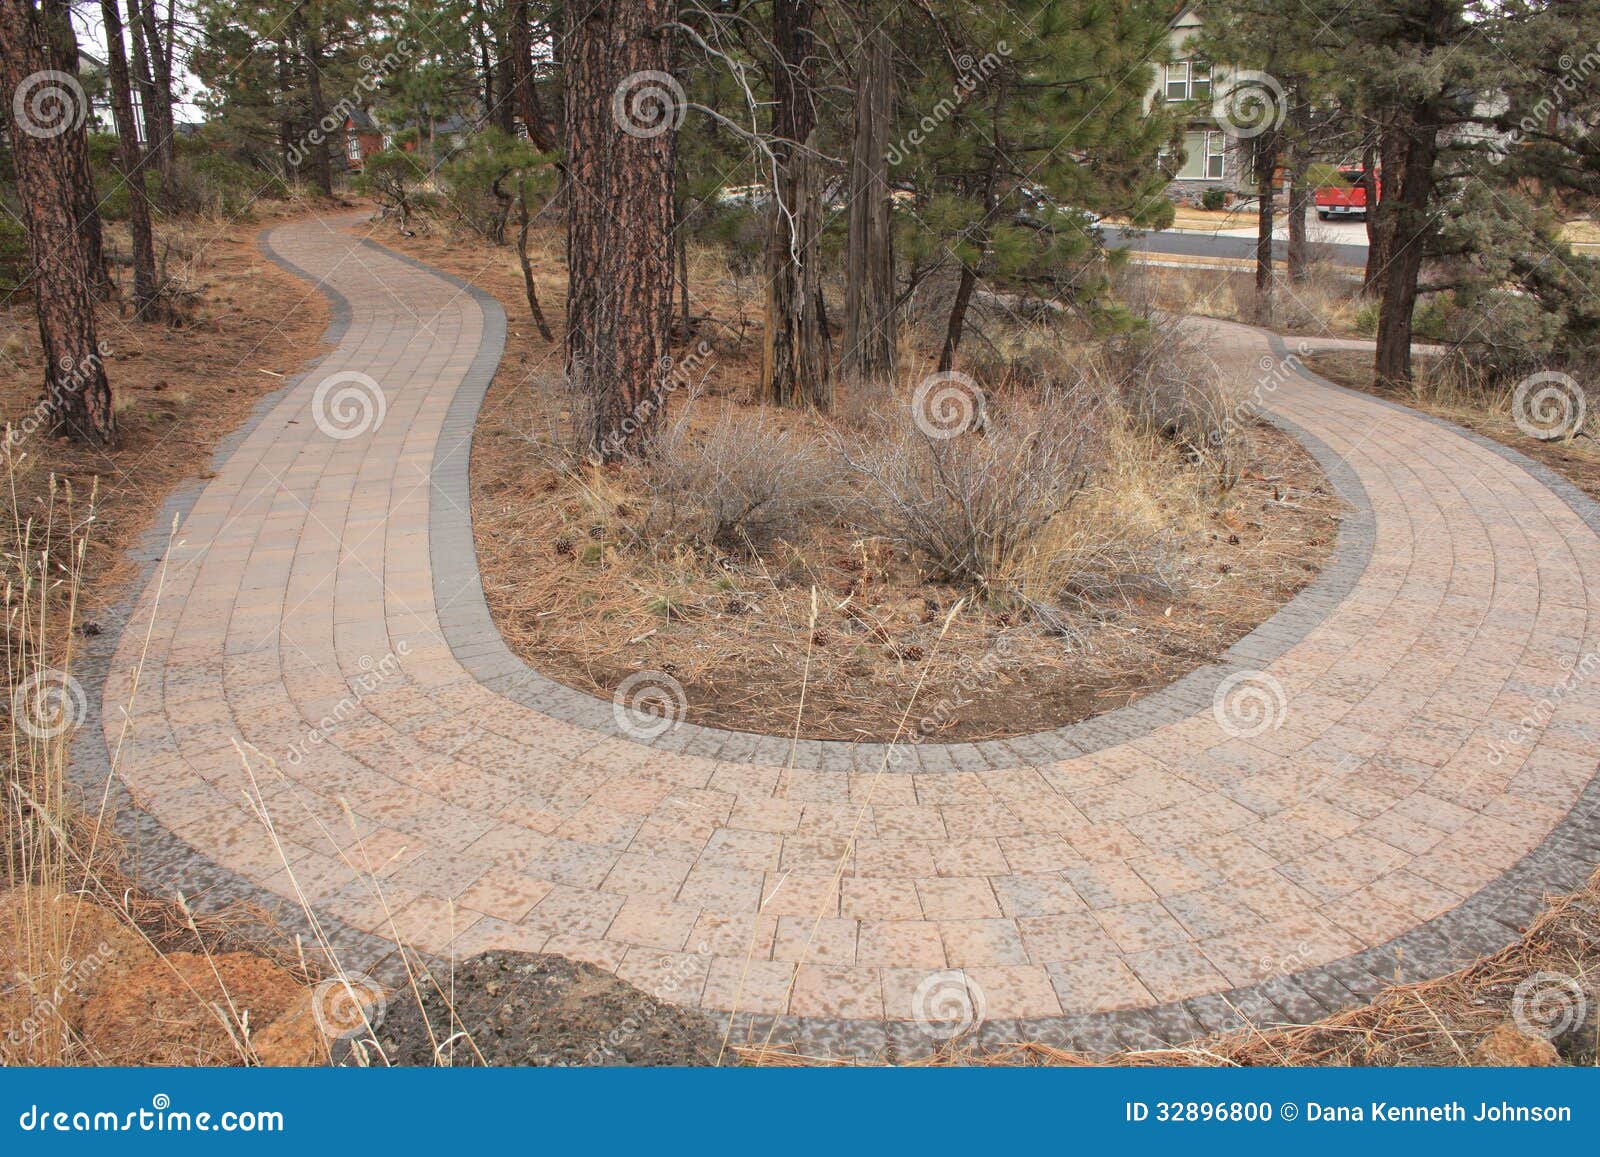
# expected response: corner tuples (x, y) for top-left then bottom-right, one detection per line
(377, 219), (1343, 743)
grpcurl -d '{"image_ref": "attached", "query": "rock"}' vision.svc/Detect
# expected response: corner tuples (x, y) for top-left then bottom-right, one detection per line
(0, 887), (159, 1060)
(378, 951), (724, 1066)
(78, 951), (305, 1065)
(1471, 1021), (1561, 1066)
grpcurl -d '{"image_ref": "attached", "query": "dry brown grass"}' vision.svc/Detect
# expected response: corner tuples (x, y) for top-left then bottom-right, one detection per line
(378, 217), (1342, 743)
(1116, 262), (1369, 338)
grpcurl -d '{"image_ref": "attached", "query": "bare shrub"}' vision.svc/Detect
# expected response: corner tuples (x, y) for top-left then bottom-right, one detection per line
(1099, 318), (1239, 489)
(836, 382), (1105, 594)
(636, 405), (851, 554)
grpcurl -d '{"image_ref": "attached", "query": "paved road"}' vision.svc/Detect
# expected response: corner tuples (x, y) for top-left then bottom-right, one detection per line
(83, 213), (1600, 1059)
(1105, 224), (1369, 269)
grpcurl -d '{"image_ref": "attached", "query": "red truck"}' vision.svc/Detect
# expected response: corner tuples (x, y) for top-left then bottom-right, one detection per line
(1315, 165), (1380, 220)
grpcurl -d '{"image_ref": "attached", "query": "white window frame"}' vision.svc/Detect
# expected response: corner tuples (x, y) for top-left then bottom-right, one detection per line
(1165, 61), (1190, 101)
(1205, 130), (1226, 179)
(1166, 60), (1213, 102)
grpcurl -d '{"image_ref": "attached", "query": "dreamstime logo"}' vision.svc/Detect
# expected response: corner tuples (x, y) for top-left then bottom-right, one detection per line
(286, 39), (416, 168)
(1511, 971), (1587, 1040)
(12, 70), (88, 139)
(1213, 70), (1287, 139)
(311, 972), (387, 1039)
(11, 668), (88, 739)
(911, 970), (985, 1040)
(612, 670), (687, 739)
(1211, 669), (1288, 738)
(611, 71), (685, 139)
(285, 643), (409, 765)
(885, 43), (1010, 165)
(1512, 371), (1587, 441)
(6, 343), (112, 451)
(911, 371), (986, 439)
(311, 370), (387, 440)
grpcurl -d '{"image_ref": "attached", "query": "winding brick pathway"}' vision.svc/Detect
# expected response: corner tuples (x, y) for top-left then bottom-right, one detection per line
(80, 214), (1600, 1057)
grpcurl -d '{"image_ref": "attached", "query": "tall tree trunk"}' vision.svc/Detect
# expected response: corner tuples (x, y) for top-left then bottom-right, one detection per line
(565, 0), (676, 459)
(0, 0), (117, 445)
(509, 0), (558, 150)
(40, 0), (108, 298)
(939, 126), (1003, 373)
(1363, 131), (1396, 299)
(761, 0), (831, 409)
(479, 0), (510, 135)
(515, 182), (554, 342)
(133, 0), (178, 207)
(1285, 106), (1310, 283)
(1374, 107), (1439, 388)
(303, 25), (334, 196)
(1253, 129), (1279, 323)
(842, 21), (895, 388)
(100, 0), (158, 317)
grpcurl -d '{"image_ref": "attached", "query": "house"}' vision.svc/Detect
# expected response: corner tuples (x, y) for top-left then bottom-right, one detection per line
(1150, 6), (1255, 201)
(342, 107), (385, 171)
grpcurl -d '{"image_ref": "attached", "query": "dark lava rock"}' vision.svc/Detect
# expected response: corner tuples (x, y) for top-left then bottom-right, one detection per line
(376, 951), (725, 1066)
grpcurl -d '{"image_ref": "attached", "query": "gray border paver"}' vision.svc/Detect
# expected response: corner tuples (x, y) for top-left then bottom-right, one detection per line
(70, 214), (1600, 1060)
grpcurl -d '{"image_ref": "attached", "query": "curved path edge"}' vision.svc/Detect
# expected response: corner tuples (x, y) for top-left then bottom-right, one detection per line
(69, 221), (1600, 1062)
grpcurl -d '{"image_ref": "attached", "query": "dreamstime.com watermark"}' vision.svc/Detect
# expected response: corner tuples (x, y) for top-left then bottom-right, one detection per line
(285, 40), (418, 169)
(311, 370), (387, 440)
(1212, 669), (1289, 739)
(879, 635), (1016, 772)
(17, 1095), (283, 1134)
(1490, 39), (1600, 165)
(285, 644), (410, 764)
(9, 667), (89, 740)
(612, 670), (688, 740)
(885, 44), (1010, 165)
(5, 941), (117, 1048)
(581, 943), (710, 1063)
(5, 344), (113, 452)
(911, 970), (987, 1040)
(911, 370), (986, 439)
(10, 70), (88, 139)
(1207, 343), (1312, 450)
(611, 70), (687, 139)
(1511, 370), (1588, 441)
(584, 338), (717, 464)
(1487, 649), (1599, 765)
(1512, 971), (1590, 1041)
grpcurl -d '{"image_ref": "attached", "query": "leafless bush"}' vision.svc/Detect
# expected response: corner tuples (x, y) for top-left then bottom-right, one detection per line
(635, 406), (851, 554)
(1099, 318), (1238, 488)
(836, 383), (1105, 593)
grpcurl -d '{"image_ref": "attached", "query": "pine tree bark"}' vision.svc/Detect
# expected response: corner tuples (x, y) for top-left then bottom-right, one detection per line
(761, 0), (831, 409)
(0, 0), (117, 445)
(131, 0), (178, 208)
(40, 0), (108, 298)
(303, 24), (334, 196)
(509, 0), (558, 150)
(564, 0), (676, 459)
(1285, 105), (1310, 283)
(1374, 105), (1439, 388)
(1363, 134), (1395, 299)
(842, 22), (895, 388)
(1253, 129), (1279, 323)
(101, 0), (159, 317)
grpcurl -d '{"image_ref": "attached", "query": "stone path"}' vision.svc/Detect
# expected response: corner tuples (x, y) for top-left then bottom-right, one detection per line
(82, 213), (1600, 1056)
